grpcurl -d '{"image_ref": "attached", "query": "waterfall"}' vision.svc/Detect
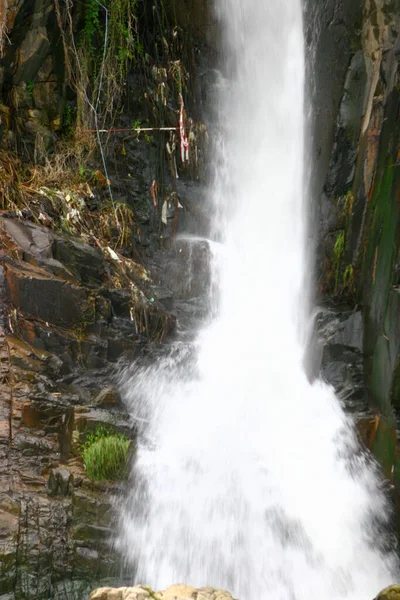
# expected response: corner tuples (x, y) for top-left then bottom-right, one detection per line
(117, 1), (398, 599)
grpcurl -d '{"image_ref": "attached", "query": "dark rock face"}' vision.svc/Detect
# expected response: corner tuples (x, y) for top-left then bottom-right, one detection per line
(315, 0), (400, 523)
(306, 0), (363, 204)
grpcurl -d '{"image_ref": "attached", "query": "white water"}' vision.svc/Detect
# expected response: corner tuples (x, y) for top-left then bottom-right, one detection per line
(118, 1), (398, 599)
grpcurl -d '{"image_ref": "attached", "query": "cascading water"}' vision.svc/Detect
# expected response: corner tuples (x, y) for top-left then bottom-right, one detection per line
(118, 1), (399, 599)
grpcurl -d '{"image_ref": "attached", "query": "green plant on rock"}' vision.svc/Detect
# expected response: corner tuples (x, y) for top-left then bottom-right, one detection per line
(63, 104), (76, 136)
(333, 229), (345, 291)
(26, 80), (34, 101)
(81, 425), (131, 481)
(343, 190), (354, 217)
(132, 118), (142, 131)
(83, 0), (102, 61)
(343, 264), (355, 291)
(333, 230), (345, 263)
(79, 0), (142, 121)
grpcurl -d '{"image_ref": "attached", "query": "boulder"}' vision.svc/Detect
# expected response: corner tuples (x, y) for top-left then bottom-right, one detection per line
(374, 586), (400, 600)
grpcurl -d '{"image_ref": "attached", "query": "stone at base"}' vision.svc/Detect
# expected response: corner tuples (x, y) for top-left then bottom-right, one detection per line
(89, 585), (236, 600)
(374, 586), (400, 600)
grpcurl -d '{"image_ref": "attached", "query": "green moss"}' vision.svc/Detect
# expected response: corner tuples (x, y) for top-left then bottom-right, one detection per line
(81, 426), (131, 481)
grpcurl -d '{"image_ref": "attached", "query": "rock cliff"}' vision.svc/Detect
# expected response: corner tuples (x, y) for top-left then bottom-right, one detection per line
(313, 0), (400, 524)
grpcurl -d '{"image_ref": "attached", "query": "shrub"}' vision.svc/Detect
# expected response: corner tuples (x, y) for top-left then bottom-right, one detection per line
(81, 426), (131, 481)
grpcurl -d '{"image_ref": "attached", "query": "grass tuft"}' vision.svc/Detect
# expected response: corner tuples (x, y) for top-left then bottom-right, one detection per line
(81, 426), (131, 481)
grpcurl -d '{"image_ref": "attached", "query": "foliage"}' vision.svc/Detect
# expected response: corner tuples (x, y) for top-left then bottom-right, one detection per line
(333, 230), (345, 291)
(78, 0), (143, 128)
(343, 264), (354, 288)
(333, 229), (345, 263)
(83, 0), (101, 59)
(81, 425), (131, 481)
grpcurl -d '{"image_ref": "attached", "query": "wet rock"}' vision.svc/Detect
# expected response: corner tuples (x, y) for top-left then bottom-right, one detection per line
(316, 309), (365, 405)
(175, 181), (211, 236)
(307, 0), (362, 206)
(324, 50), (369, 198)
(319, 310), (363, 352)
(159, 238), (213, 302)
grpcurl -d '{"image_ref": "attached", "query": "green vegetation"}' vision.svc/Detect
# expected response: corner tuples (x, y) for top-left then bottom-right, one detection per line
(26, 81), (34, 101)
(63, 104), (76, 135)
(343, 264), (355, 291)
(81, 426), (131, 481)
(333, 229), (345, 290)
(83, 0), (101, 58)
(79, 0), (143, 126)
